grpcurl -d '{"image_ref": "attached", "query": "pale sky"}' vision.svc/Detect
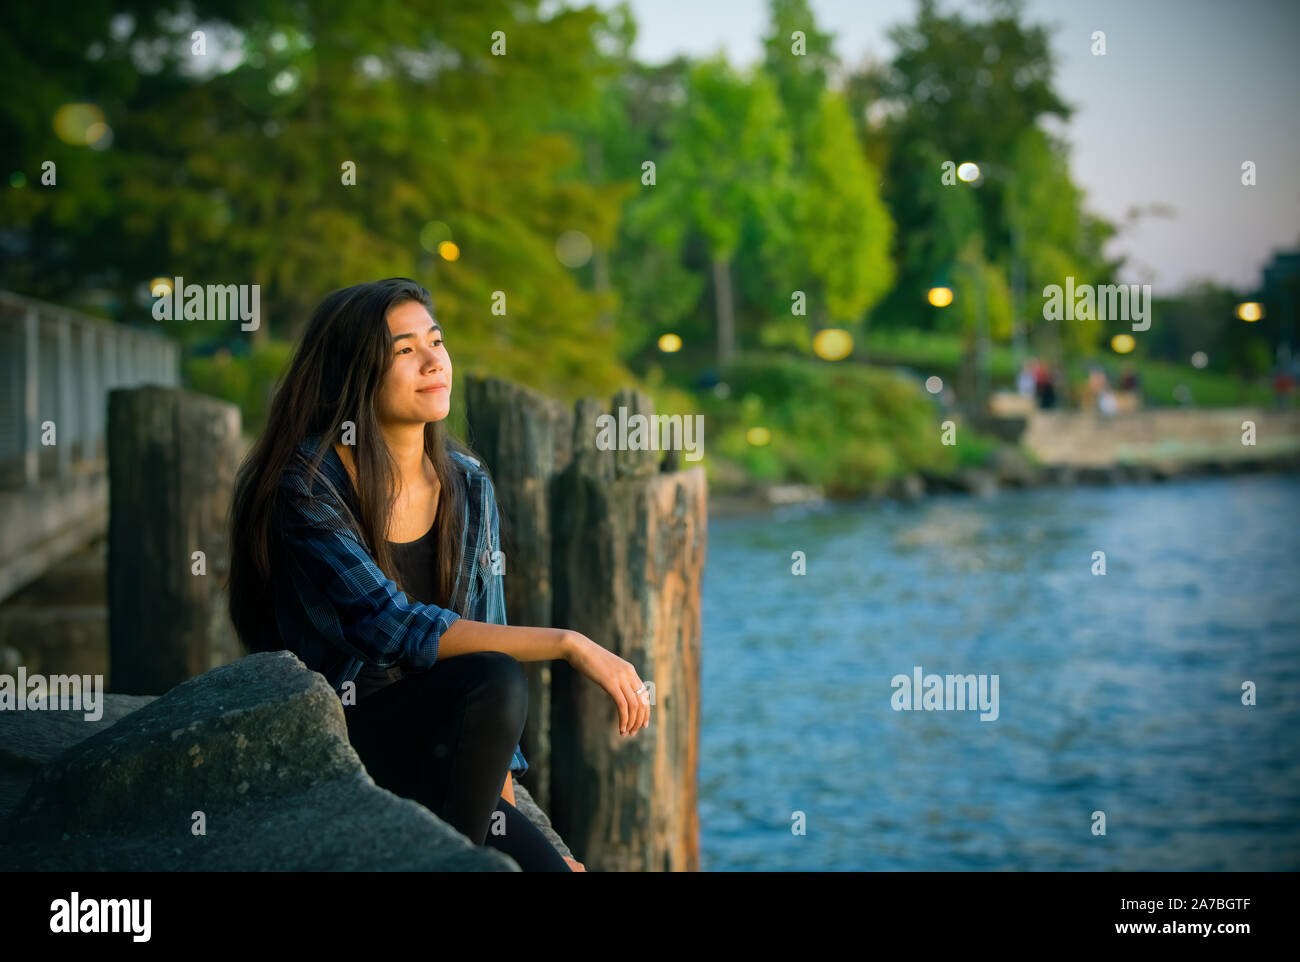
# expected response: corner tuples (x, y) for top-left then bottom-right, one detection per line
(590, 0), (1300, 295)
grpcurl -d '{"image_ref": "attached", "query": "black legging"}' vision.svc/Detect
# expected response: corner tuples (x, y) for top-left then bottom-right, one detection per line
(343, 650), (572, 871)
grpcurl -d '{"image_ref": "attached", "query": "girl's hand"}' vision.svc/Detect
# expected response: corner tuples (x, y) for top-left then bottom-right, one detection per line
(562, 855), (587, 872)
(563, 633), (650, 736)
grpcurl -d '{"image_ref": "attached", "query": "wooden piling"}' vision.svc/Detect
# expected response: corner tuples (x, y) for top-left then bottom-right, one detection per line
(107, 387), (243, 693)
(549, 388), (705, 872)
(464, 375), (574, 814)
(466, 378), (705, 870)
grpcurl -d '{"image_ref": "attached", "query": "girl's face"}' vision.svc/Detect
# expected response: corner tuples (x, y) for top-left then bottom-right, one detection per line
(377, 300), (452, 426)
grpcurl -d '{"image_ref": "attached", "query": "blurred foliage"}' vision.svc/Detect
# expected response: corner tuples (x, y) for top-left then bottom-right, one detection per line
(862, 328), (1278, 408)
(846, 0), (1120, 368)
(2, 0), (634, 406)
(700, 353), (960, 496)
(3, 0), (1290, 495)
(183, 340), (293, 438)
(863, 327), (1019, 379)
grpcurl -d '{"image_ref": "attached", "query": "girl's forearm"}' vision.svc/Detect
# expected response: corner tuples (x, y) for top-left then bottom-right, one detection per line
(437, 618), (573, 664)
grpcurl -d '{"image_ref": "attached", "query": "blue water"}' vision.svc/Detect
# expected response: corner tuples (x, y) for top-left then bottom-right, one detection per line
(699, 474), (1300, 870)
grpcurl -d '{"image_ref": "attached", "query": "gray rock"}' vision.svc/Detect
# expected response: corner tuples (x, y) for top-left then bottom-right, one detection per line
(886, 473), (926, 502)
(989, 447), (1040, 487)
(1122, 464), (1155, 484)
(0, 693), (156, 823)
(0, 651), (570, 871)
(763, 483), (825, 506)
(955, 469), (998, 498)
(0, 771), (516, 872)
(1076, 466), (1122, 485)
(919, 471), (963, 494)
(511, 779), (573, 861)
(1043, 464), (1077, 486)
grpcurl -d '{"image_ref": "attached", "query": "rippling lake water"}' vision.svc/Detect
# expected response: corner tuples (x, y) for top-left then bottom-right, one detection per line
(699, 474), (1300, 871)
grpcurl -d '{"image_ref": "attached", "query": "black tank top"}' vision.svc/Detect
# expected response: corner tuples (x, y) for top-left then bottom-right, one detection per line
(353, 518), (439, 701)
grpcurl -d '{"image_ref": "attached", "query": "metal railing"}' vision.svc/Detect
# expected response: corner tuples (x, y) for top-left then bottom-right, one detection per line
(0, 290), (179, 489)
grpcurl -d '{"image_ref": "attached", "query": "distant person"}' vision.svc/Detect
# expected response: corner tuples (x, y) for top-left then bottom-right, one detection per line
(1018, 358), (1038, 399)
(1119, 363), (1142, 400)
(1274, 366), (1296, 410)
(1088, 368), (1117, 415)
(1098, 384), (1118, 417)
(1035, 359), (1056, 409)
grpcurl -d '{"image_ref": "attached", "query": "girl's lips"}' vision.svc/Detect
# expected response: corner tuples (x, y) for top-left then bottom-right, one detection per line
(418, 385), (449, 393)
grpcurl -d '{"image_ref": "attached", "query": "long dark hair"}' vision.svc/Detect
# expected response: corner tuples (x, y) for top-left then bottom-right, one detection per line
(227, 277), (489, 652)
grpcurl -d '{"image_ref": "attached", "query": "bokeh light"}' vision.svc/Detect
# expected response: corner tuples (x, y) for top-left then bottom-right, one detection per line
(746, 426), (771, 446)
(1110, 334), (1136, 354)
(925, 376), (943, 394)
(657, 333), (682, 353)
(1191, 351), (1208, 369)
(957, 162), (980, 182)
(150, 277), (174, 298)
(86, 122), (113, 151)
(812, 328), (853, 361)
(437, 241), (460, 261)
(555, 230), (593, 268)
(270, 68), (300, 95)
(928, 286), (953, 307)
(53, 103), (109, 146)
(1236, 302), (1263, 322)
(419, 221), (452, 254)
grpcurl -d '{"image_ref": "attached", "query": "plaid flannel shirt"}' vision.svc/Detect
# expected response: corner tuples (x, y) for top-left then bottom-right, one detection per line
(267, 434), (528, 777)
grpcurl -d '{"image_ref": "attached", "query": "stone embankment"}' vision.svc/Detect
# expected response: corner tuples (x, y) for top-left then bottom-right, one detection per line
(0, 651), (571, 871)
(709, 407), (1300, 516)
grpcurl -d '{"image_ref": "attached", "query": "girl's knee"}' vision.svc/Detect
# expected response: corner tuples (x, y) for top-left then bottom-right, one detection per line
(468, 651), (528, 721)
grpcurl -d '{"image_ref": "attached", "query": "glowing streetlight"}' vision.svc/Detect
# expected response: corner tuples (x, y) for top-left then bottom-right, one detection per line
(1236, 302), (1263, 322)
(927, 286), (954, 308)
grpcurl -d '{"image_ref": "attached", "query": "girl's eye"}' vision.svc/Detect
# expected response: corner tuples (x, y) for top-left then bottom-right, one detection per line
(396, 339), (442, 355)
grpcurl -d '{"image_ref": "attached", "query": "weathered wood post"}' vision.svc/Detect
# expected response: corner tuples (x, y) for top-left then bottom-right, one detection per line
(464, 375), (574, 814)
(107, 387), (243, 693)
(549, 388), (705, 872)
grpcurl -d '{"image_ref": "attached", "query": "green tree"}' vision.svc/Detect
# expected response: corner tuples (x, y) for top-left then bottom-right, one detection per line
(549, 6), (706, 365)
(1006, 126), (1119, 356)
(843, 0), (1120, 398)
(785, 90), (895, 334)
(761, 0), (837, 161)
(636, 56), (793, 369)
(846, 0), (1077, 329)
(757, 0), (894, 349)
(1, 0), (635, 403)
